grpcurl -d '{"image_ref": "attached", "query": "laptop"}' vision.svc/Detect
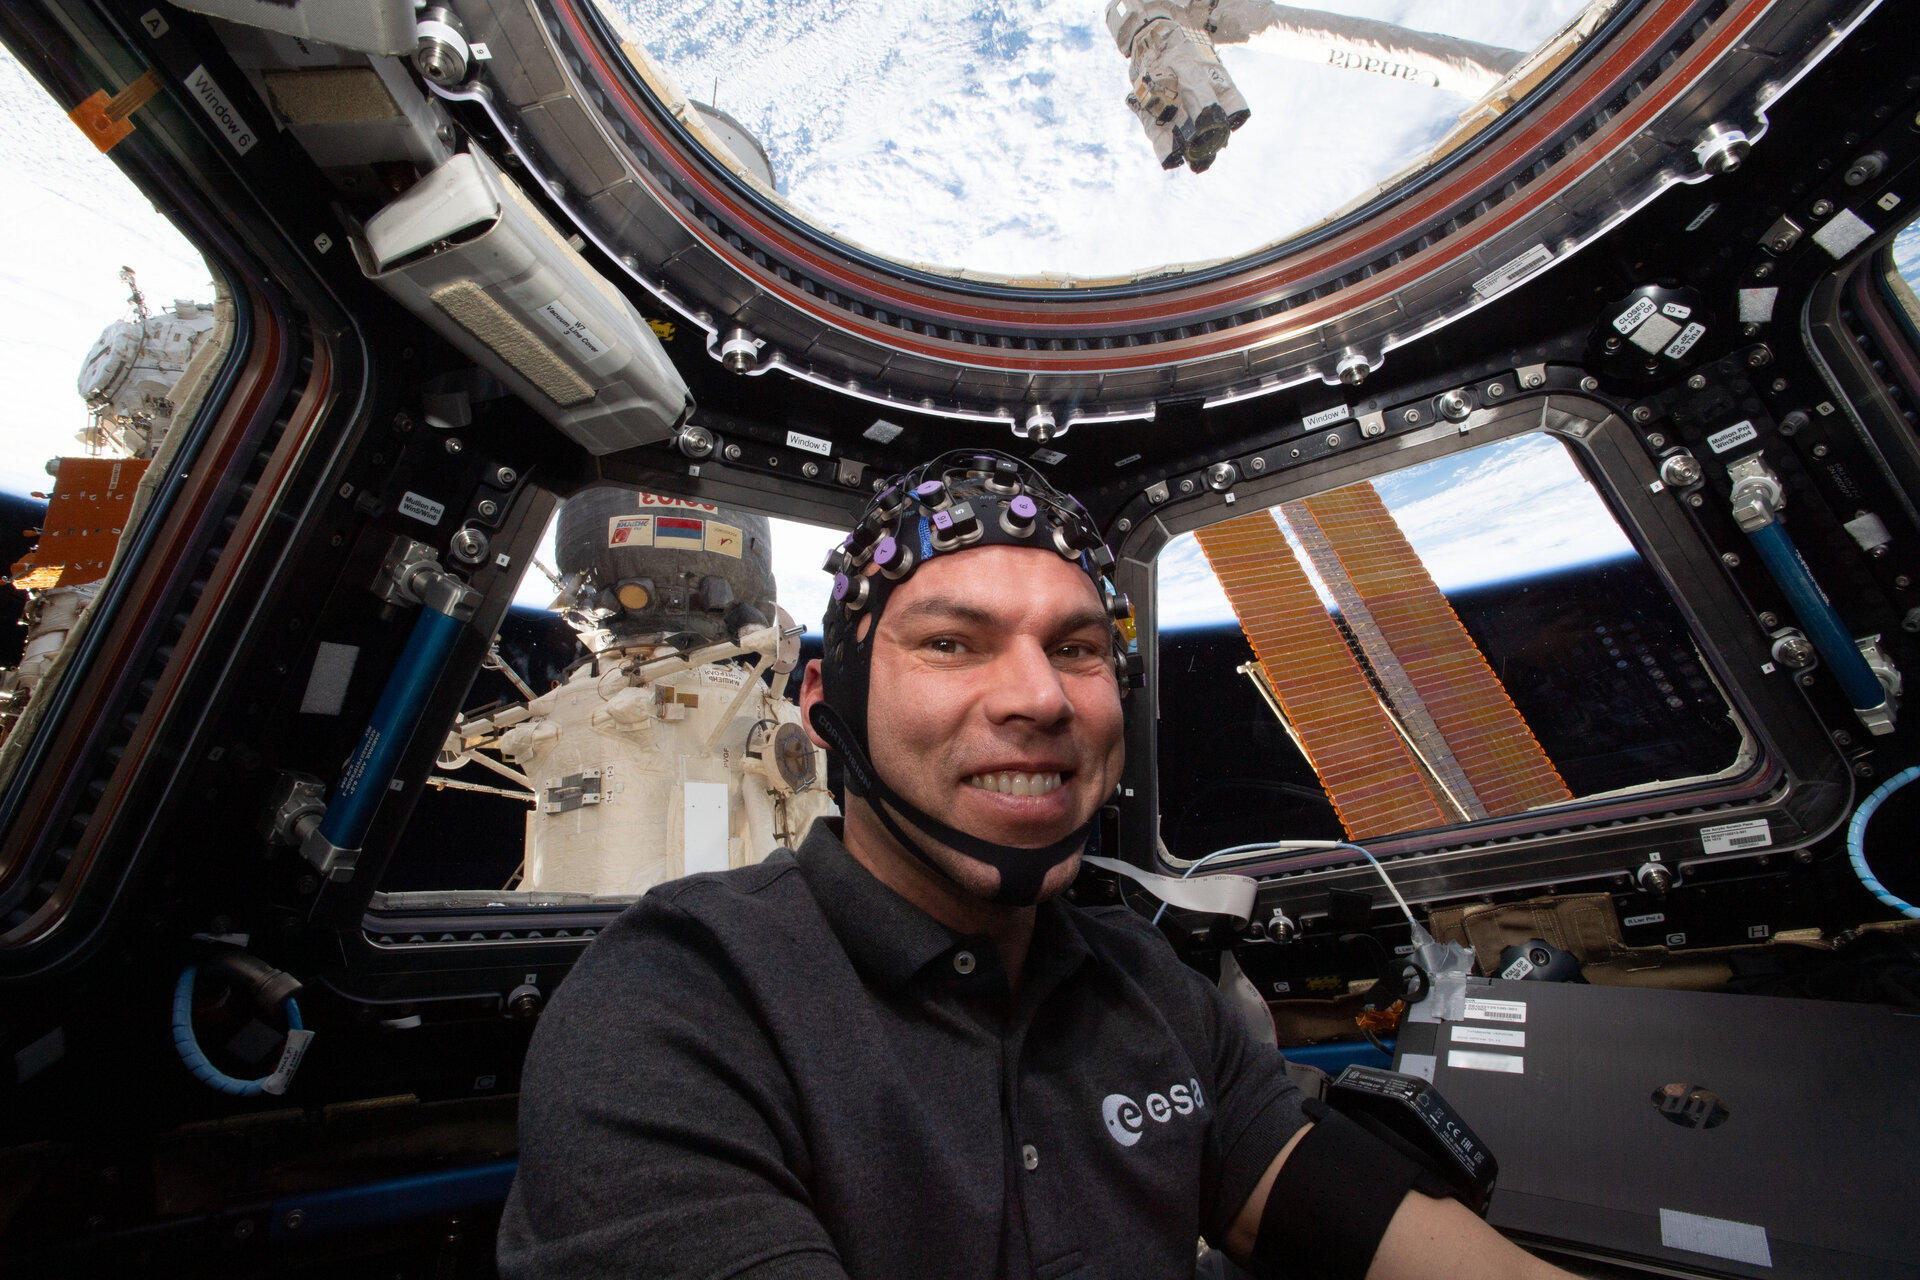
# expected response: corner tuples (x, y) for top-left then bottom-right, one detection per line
(1392, 978), (1920, 1277)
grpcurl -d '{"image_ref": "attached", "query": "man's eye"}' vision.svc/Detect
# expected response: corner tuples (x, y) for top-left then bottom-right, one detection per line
(928, 637), (964, 655)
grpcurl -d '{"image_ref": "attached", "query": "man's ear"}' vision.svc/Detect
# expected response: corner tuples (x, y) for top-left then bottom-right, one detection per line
(797, 658), (830, 750)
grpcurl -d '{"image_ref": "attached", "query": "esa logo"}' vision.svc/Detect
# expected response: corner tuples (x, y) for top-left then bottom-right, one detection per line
(1101, 1079), (1206, 1147)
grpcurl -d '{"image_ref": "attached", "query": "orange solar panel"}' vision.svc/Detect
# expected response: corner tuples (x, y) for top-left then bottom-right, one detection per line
(9, 457), (148, 591)
(1300, 483), (1571, 816)
(1193, 510), (1453, 840)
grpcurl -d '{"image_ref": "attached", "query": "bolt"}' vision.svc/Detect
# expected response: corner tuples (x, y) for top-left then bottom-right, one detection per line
(1647, 432), (1667, 449)
(1116, 518), (1133, 533)
(392, 411), (413, 433)
(1687, 493), (1705, 507)
(1324, 433), (1341, 448)
(1721, 551), (1741, 568)
(1249, 456), (1266, 472)
(1799, 672), (1817, 686)
(1759, 611), (1780, 628)
(1833, 730), (1853, 747)
(1753, 262), (1773, 279)
(1844, 150), (1888, 186)
(1812, 444), (1829, 458)
(1794, 848), (1815, 865)
(675, 424), (715, 460)
(477, 499), (499, 519)
(233, 1218), (255, 1241)
(1742, 323), (1762, 338)
(1811, 198), (1835, 217)
(1637, 862), (1675, 894)
(1487, 382), (1507, 398)
(1856, 760), (1876, 777)
(1687, 374), (1708, 390)
(1336, 350), (1372, 386)
(338, 482), (354, 499)
(494, 466), (518, 487)
(1773, 633), (1816, 669)
(1898, 575), (1912, 589)
(1747, 346), (1773, 367)
(1604, 336), (1623, 352)
(1660, 453), (1702, 488)
(330, 533), (344, 547)
(801, 461), (820, 478)
(450, 527), (488, 565)
(1905, 607), (1920, 633)
(1403, 407), (1421, 423)
(723, 443), (743, 461)
(1178, 478), (1196, 494)
(445, 437), (464, 455)
(1632, 406), (1653, 424)
(1267, 912), (1296, 944)
(1436, 389), (1473, 422)
(284, 1209), (305, 1232)
(1206, 461), (1238, 491)
(1523, 372), (1544, 388)
(1779, 410), (1808, 436)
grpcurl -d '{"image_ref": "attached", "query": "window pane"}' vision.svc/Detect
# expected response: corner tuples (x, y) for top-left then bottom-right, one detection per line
(376, 495), (843, 901)
(1155, 432), (1747, 863)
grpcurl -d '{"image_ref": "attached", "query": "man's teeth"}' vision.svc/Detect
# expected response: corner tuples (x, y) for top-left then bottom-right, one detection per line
(966, 771), (1063, 798)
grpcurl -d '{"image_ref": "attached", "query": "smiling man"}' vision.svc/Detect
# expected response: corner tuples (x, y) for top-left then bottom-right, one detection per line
(500, 454), (1571, 1280)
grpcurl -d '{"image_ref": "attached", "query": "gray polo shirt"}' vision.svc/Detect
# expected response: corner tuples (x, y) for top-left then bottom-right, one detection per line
(499, 820), (1308, 1279)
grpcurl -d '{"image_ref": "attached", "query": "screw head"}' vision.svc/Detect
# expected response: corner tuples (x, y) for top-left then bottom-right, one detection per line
(1647, 432), (1667, 449)
(1753, 262), (1773, 279)
(1249, 456), (1266, 472)
(444, 437), (464, 455)
(723, 443), (743, 461)
(392, 411), (413, 433)
(284, 1209), (306, 1232)
(1660, 453), (1702, 488)
(1580, 376), (1600, 392)
(1632, 406), (1653, 424)
(1897, 576), (1913, 589)
(1811, 198), (1834, 217)
(1812, 444), (1830, 458)
(1759, 611), (1780, 628)
(1721, 551), (1741, 568)
(477, 499), (499, 518)
(1116, 518), (1133, 533)
(1687, 374), (1708, 390)
(1742, 323), (1762, 338)
(802, 461), (820, 478)
(1687, 493), (1705, 507)
(494, 466), (518, 488)
(1403, 407), (1421, 423)
(1487, 382), (1507, 398)
(1747, 346), (1773, 367)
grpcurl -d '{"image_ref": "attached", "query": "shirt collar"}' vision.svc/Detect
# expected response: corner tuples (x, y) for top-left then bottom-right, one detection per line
(794, 820), (1096, 995)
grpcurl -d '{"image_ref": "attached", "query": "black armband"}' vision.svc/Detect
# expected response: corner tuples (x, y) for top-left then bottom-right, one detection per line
(1247, 1099), (1449, 1280)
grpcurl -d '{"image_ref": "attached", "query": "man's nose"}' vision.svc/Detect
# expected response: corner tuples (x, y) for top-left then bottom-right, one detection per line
(981, 638), (1074, 727)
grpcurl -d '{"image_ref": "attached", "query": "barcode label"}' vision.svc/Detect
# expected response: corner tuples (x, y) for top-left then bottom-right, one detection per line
(1462, 997), (1527, 1024)
(1451, 1025), (1525, 1048)
(1700, 818), (1771, 854)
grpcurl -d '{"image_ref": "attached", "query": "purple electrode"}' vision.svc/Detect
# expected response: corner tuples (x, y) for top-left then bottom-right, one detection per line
(832, 572), (851, 601)
(932, 510), (954, 532)
(913, 480), (944, 499)
(1010, 495), (1037, 520)
(873, 536), (899, 567)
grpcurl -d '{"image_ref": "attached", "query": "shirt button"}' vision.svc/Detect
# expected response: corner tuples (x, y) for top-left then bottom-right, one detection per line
(953, 951), (976, 975)
(1021, 1144), (1039, 1171)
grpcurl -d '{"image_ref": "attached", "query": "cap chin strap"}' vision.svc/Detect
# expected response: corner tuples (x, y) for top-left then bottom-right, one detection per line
(808, 702), (1094, 906)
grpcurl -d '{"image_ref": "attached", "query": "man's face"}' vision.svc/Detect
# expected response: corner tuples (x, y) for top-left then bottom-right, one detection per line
(811, 543), (1127, 901)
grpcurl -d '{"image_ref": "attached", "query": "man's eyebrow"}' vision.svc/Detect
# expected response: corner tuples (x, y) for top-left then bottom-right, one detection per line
(889, 598), (1111, 638)
(887, 598), (997, 629)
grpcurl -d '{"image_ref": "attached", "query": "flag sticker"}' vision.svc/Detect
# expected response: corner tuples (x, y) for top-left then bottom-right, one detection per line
(657, 516), (704, 548)
(704, 521), (743, 558)
(608, 515), (653, 547)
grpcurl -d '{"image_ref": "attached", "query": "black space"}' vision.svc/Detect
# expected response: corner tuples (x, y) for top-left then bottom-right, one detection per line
(1155, 558), (1746, 862)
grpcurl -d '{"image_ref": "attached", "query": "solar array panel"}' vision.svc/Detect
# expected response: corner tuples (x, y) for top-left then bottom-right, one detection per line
(1193, 510), (1453, 839)
(1300, 484), (1571, 816)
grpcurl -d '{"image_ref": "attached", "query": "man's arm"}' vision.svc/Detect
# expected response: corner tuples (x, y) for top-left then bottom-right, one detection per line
(1223, 1130), (1576, 1280)
(499, 896), (851, 1280)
